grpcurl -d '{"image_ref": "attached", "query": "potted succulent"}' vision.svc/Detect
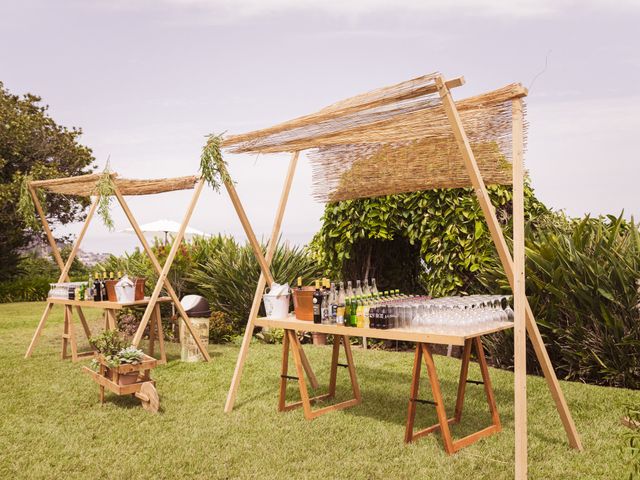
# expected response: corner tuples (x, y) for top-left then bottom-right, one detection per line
(89, 330), (145, 385)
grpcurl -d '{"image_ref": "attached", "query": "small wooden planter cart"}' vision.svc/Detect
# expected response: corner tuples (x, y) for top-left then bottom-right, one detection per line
(82, 354), (160, 413)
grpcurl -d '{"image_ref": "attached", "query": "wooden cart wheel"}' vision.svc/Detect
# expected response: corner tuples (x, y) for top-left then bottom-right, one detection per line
(136, 382), (160, 413)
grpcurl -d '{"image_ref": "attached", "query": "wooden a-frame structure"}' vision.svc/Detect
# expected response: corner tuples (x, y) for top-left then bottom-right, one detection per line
(217, 74), (582, 479)
(24, 173), (210, 362)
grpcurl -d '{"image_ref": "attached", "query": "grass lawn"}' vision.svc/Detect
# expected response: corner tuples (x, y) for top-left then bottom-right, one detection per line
(0, 302), (637, 479)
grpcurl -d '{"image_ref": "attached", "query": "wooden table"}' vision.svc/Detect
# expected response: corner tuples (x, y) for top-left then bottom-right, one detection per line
(255, 315), (513, 454)
(45, 296), (172, 363)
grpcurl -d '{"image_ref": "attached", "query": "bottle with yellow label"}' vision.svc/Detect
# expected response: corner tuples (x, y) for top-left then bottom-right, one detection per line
(356, 296), (365, 328)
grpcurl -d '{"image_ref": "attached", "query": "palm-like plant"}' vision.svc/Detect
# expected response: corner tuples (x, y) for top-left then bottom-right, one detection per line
(190, 237), (322, 326)
(479, 213), (640, 388)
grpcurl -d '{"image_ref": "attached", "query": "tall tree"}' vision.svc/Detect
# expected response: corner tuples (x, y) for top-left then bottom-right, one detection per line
(0, 81), (95, 280)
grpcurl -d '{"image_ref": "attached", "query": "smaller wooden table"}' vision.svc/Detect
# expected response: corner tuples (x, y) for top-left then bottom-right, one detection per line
(255, 316), (513, 454)
(46, 296), (172, 363)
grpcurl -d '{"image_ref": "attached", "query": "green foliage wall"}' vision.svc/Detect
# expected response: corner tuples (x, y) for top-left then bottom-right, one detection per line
(311, 184), (547, 296)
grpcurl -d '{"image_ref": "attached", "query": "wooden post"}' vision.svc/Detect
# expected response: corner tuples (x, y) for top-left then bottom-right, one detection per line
(435, 77), (582, 468)
(112, 182), (210, 361)
(57, 197), (99, 284)
(224, 151), (299, 413)
(28, 185), (64, 271)
(25, 196), (99, 358)
(221, 165), (275, 286)
(512, 97), (527, 478)
(28, 184), (95, 350)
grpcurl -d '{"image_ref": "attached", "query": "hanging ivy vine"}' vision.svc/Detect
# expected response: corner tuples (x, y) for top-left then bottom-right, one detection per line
(200, 132), (232, 192)
(17, 174), (43, 230)
(93, 163), (116, 231)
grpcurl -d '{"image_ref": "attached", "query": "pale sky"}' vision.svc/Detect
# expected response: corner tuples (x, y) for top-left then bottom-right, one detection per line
(1, 0), (638, 254)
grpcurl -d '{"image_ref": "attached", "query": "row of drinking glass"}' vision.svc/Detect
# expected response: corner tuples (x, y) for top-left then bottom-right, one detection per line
(383, 294), (513, 332)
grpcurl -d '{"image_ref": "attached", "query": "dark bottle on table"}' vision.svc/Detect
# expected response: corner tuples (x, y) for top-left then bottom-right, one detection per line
(100, 273), (108, 302)
(381, 305), (389, 329)
(375, 305), (383, 329)
(369, 306), (377, 329)
(93, 272), (102, 301)
(312, 280), (322, 324)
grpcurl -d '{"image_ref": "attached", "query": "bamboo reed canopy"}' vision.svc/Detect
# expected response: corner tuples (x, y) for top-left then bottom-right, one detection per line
(222, 73), (527, 202)
(29, 173), (199, 197)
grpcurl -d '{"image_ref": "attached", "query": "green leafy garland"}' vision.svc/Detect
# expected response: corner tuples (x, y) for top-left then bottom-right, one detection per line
(17, 174), (42, 230)
(200, 132), (232, 191)
(94, 163), (116, 231)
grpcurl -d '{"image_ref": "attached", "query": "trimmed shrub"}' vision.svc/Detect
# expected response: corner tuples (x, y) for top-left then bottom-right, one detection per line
(0, 276), (50, 302)
(209, 311), (234, 344)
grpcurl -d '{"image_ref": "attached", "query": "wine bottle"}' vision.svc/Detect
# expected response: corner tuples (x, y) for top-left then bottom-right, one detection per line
(93, 272), (102, 302)
(329, 282), (337, 324)
(346, 281), (354, 298)
(363, 278), (371, 296)
(101, 273), (108, 302)
(355, 280), (363, 297)
(336, 282), (345, 325)
(371, 278), (379, 295)
(312, 280), (322, 324)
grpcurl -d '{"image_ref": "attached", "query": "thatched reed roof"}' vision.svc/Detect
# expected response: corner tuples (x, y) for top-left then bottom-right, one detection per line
(223, 73), (527, 202)
(30, 173), (199, 197)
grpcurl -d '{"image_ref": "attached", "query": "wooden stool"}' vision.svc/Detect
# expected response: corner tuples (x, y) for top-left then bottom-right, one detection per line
(405, 337), (501, 453)
(279, 329), (361, 419)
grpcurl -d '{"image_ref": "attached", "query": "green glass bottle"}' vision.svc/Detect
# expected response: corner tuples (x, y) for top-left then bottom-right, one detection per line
(350, 296), (359, 327)
(344, 297), (351, 327)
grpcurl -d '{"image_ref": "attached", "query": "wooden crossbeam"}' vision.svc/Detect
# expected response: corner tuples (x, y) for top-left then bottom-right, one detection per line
(224, 151), (300, 413)
(112, 181), (210, 361)
(405, 339), (501, 452)
(279, 331), (361, 419)
(221, 165), (275, 286)
(435, 75), (582, 478)
(25, 195), (99, 358)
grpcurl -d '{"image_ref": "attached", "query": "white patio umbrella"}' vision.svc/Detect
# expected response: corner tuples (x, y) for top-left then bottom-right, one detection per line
(122, 219), (210, 244)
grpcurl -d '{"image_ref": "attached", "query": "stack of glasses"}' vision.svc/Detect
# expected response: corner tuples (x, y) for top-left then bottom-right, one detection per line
(370, 294), (514, 333)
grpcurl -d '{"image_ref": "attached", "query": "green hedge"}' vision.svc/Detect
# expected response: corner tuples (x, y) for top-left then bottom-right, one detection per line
(0, 276), (50, 302)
